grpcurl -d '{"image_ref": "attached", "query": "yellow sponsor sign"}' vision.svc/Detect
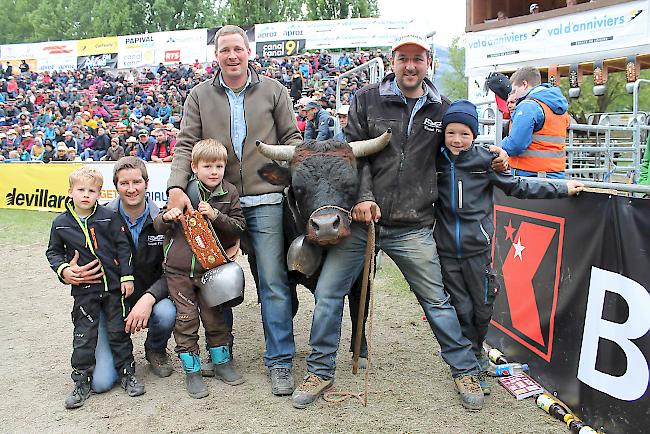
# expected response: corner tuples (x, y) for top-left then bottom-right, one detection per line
(77, 36), (118, 56)
(0, 163), (81, 212)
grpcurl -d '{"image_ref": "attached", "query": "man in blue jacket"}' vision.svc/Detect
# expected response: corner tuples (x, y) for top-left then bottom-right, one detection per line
(304, 100), (334, 141)
(502, 67), (570, 179)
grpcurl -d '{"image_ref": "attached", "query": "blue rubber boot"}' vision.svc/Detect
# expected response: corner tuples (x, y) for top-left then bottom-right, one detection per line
(210, 346), (244, 386)
(179, 352), (208, 399)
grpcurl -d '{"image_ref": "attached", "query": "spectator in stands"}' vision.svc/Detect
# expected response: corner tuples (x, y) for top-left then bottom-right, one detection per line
(53, 142), (69, 161)
(150, 128), (173, 163)
(157, 100), (171, 123)
(105, 136), (125, 161)
(124, 136), (138, 156)
(30, 137), (45, 161)
(503, 66), (570, 178)
(334, 104), (350, 141)
(338, 51), (351, 69)
(19, 60), (29, 74)
(290, 71), (303, 103)
(42, 140), (54, 163)
(21, 132), (34, 151)
(304, 100), (334, 141)
(169, 99), (182, 127)
(530, 3), (540, 14)
(294, 98), (308, 133)
(88, 127), (110, 161)
(136, 129), (155, 161)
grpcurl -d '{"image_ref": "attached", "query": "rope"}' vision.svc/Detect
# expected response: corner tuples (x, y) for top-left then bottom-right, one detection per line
(323, 209), (377, 406)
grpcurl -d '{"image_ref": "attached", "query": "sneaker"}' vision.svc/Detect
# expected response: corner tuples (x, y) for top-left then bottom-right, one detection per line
(121, 373), (146, 397)
(146, 350), (173, 378)
(270, 367), (294, 396)
(184, 372), (209, 399)
(477, 371), (491, 395)
(454, 374), (484, 411)
(64, 380), (91, 409)
(214, 361), (245, 386)
(292, 374), (333, 409)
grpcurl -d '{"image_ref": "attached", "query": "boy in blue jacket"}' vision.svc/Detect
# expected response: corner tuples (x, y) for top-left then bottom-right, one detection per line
(435, 100), (583, 393)
(46, 167), (145, 409)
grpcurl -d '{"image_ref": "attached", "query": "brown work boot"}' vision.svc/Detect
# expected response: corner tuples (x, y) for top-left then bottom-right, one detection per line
(292, 373), (333, 409)
(146, 350), (173, 378)
(454, 374), (485, 411)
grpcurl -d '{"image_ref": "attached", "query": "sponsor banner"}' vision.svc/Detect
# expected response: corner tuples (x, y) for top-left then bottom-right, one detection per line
(488, 190), (650, 434)
(153, 29), (207, 64)
(254, 18), (411, 53)
(0, 162), (171, 212)
(256, 39), (306, 57)
(37, 56), (78, 73)
(117, 33), (156, 69)
(0, 163), (80, 212)
(77, 36), (118, 56)
(0, 42), (40, 60)
(36, 40), (77, 57)
(77, 53), (118, 70)
(465, 0), (650, 70)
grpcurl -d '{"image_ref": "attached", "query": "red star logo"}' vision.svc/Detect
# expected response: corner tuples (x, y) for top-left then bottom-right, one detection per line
(504, 219), (516, 241)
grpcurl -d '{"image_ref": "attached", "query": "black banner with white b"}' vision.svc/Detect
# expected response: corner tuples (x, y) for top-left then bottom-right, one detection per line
(255, 39), (306, 58)
(488, 191), (650, 434)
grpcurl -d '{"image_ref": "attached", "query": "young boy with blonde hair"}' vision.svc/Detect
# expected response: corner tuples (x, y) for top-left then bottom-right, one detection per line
(154, 138), (246, 398)
(46, 166), (145, 409)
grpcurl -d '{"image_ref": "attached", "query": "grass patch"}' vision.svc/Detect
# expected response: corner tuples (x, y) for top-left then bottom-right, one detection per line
(0, 209), (58, 247)
(375, 253), (410, 294)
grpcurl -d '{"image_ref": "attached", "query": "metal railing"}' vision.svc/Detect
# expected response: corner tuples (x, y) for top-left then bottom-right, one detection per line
(334, 57), (385, 136)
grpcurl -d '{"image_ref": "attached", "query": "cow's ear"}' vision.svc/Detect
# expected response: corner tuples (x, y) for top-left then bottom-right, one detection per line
(258, 163), (291, 186)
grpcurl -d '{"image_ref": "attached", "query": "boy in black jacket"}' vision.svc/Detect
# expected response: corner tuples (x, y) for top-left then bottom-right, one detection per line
(435, 100), (583, 394)
(46, 167), (145, 409)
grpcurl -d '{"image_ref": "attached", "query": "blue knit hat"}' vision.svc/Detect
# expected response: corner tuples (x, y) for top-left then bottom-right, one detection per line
(442, 99), (479, 138)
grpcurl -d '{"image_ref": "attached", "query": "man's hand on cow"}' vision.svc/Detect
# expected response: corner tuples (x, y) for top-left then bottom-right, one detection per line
(61, 250), (104, 285)
(352, 201), (381, 224)
(124, 293), (155, 333)
(167, 187), (193, 212)
(163, 207), (183, 222)
(489, 145), (509, 172)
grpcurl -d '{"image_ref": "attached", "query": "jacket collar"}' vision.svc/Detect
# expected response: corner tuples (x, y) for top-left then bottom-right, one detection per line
(211, 62), (260, 90)
(108, 196), (159, 219)
(378, 72), (442, 104)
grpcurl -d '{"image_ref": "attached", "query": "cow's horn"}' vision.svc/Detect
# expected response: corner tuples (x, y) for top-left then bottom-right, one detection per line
(349, 129), (392, 157)
(256, 140), (295, 161)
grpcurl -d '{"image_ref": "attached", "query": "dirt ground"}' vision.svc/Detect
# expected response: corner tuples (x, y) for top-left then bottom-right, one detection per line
(0, 226), (565, 433)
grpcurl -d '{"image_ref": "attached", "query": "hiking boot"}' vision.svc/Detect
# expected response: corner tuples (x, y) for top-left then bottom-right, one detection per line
(292, 374), (333, 409)
(454, 374), (484, 411)
(121, 373), (145, 397)
(64, 380), (91, 409)
(270, 367), (294, 396)
(146, 350), (173, 378)
(477, 371), (491, 395)
(185, 372), (209, 399)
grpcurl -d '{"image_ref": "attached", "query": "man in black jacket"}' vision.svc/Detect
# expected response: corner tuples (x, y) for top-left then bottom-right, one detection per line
(292, 34), (509, 410)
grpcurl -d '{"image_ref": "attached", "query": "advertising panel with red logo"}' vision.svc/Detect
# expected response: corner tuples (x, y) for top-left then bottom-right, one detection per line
(488, 191), (650, 434)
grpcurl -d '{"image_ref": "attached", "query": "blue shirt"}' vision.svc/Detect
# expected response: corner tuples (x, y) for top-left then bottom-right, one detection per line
(389, 79), (427, 136)
(118, 201), (149, 248)
(219, 73), (282, 208)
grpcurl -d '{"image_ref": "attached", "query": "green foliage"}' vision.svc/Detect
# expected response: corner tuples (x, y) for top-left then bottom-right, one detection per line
(437, 36), (467, 101)
(305, 0), (378, 20)
(218, 0), (304, 27)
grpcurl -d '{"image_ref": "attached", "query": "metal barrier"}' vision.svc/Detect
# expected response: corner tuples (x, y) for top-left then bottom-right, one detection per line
(334, 58), (385, 136)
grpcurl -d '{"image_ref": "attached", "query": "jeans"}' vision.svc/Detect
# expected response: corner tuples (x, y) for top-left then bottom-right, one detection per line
(243, 203), (294, 369)
(93, 150), (107, 161)
(306, 223), (480, 379)
(92, 298), (176, 393)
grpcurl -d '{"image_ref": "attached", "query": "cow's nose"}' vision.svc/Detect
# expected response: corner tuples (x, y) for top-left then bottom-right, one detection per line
(310, 213), (341, 241)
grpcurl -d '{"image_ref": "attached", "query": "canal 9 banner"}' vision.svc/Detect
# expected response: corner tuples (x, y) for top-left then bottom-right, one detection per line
(488, 190), (650, 434)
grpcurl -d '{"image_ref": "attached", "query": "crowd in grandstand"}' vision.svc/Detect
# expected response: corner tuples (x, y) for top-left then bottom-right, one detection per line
(0, 48), (388, 162)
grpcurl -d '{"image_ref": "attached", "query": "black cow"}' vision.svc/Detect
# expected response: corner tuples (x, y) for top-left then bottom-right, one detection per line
(253, 131), (392, 363)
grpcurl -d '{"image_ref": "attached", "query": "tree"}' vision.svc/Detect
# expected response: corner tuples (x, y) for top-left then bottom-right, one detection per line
(437, 36), (467, 101)
(218, 0), (304, 27)
(305, 0), (378, 21)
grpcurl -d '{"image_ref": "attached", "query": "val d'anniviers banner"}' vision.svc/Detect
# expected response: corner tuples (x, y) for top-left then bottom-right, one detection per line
(487, 191), (650, 434)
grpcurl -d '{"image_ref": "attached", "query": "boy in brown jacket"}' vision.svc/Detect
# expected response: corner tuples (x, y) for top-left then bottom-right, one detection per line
(154, 138), (246, 399)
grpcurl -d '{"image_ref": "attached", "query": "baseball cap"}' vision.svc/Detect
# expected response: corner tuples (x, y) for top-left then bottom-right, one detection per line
(305, 100), (321, 110)
(337, 105), (350, 116)
(126, 136), (138, 143)
(138, 129), (149, 137)
(391, 33), (429, 53)
(529, 3), (539, 12)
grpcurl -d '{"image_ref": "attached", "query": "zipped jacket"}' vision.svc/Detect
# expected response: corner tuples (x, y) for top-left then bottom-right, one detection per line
(154, 179), (246, 277)
(434, 145), (569, 259)
(107, 198), (166, 302)
(46, 200), (134, 296)
(345, 73), (449, 227)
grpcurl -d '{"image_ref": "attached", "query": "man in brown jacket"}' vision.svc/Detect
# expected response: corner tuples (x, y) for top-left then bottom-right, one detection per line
(166, 25), (303, 396)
